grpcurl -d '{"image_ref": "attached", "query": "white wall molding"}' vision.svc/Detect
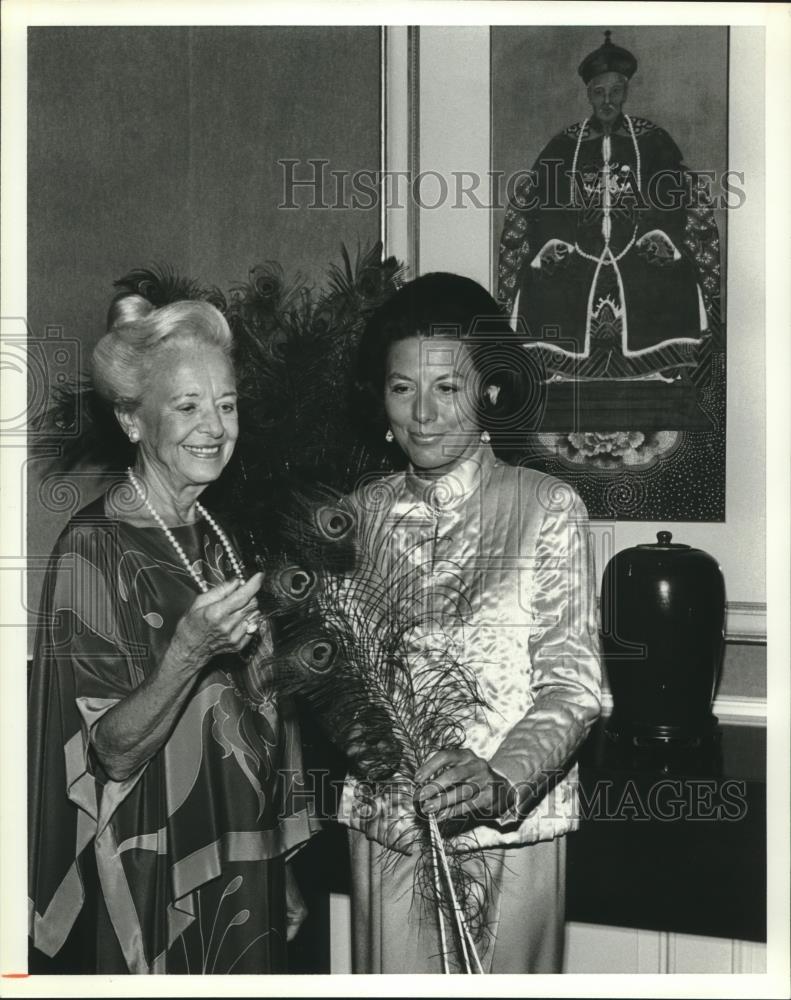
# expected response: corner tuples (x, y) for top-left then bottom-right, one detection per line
(725, 601), (767, 644)
(593, 597), (767, 645)
(564, 923), (767, 974)
(711, 695), (767, 726)
(731, 938), (768, 973)
(637, 928), (666, 973)
(599, 690), (766, 726)
(329, 892), (352, 974)
(381, 25), (416, 271)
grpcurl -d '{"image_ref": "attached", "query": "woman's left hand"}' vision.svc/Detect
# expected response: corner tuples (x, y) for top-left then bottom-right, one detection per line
(414, 748), (514, 824)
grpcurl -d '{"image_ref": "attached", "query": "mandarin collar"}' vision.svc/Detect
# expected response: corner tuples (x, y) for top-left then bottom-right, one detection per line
(401, 443), (497, 512)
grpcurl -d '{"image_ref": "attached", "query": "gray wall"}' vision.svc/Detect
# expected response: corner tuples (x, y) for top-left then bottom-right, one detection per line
(27, 26), (381, 624)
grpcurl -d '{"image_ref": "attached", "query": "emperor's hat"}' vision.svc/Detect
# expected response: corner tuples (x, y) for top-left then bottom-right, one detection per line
(578, 30), (637, 84)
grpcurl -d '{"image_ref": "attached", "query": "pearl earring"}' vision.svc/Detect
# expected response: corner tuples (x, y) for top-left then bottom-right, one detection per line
(129, 430), (139, 442)
(480, 430), (491, 444)
(385, 429), (394, 443)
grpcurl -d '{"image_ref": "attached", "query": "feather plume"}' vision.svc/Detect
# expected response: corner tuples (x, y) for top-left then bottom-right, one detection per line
(206, 241), (404, 557)
(113, 262), (228, 312)
(33, 377), (134, 472)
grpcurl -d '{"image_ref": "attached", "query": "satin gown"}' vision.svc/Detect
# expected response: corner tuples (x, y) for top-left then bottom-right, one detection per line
(340, 444), (602, 973)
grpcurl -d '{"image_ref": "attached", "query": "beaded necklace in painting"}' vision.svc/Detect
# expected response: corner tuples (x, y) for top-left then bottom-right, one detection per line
(566, 114), (644, 352)
(126, 468), (245, 592)
(569, 113), (641, 263)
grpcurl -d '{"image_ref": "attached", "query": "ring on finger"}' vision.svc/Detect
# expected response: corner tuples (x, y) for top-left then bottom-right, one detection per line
(244, 613), (261, 634)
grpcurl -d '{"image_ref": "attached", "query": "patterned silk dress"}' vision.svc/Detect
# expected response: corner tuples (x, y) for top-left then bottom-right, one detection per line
(28, 492), (317, 973)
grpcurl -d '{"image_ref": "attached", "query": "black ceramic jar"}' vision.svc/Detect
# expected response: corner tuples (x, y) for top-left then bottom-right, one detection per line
(600, 531), (726, 745)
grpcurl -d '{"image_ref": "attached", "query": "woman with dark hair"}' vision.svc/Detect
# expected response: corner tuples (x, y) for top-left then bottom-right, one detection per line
(28, 293), (315, 973)
(340, 272), (602, 973)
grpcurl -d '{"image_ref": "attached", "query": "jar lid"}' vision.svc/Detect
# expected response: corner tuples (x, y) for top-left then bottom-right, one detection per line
(636, 530), (691, 550)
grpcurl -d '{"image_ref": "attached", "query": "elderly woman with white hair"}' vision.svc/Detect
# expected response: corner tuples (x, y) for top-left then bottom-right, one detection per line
(28, 292), (315, 974)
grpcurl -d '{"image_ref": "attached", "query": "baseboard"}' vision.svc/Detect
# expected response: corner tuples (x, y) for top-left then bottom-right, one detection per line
(710, 694), (767, 725)
(600, 690), (767, 726)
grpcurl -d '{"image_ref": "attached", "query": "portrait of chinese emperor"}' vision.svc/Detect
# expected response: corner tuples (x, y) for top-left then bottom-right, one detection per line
(494, 27), (728, 520)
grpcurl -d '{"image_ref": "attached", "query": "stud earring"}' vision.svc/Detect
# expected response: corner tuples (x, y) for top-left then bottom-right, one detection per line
(385, 429), (394, 443)
(480, 430), (491, 444)
(129, 429), (139, 442)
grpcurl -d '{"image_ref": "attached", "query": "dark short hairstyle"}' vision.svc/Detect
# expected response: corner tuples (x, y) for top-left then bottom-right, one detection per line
(351, 271), (545, 451)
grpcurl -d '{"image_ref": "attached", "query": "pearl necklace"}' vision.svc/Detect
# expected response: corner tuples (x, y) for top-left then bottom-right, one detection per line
(126, 468), (245, 592)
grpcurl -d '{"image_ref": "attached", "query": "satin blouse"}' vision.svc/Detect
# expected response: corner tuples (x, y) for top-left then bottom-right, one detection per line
(339, 444), (602, 848)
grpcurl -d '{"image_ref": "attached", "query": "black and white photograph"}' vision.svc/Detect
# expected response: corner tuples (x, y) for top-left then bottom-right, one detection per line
(1, 1), (788, 994)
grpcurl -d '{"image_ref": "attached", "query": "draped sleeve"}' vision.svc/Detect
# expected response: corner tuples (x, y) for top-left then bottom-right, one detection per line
(28, 502), (151, 958)
(28, 495), (318, 972)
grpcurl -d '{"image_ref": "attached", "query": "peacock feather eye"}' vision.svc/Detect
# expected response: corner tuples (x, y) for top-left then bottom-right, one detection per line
(297, 637), (337, 674)
(271, 565), (317, 603)
(314, 505), (355, 541)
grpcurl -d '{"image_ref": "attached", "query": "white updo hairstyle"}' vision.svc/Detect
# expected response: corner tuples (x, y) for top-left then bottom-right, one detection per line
(91, 295), (234, 413)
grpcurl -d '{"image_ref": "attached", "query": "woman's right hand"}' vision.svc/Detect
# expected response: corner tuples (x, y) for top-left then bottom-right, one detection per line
(347, 778), (417, 856)
(91, 572), (266, 782)
(168, 572), (265, 672)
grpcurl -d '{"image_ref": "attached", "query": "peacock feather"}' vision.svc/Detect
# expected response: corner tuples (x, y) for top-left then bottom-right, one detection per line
(208, 241), (405, 571)
(250, 483), (496, 969)
(112, 262), (228, 313)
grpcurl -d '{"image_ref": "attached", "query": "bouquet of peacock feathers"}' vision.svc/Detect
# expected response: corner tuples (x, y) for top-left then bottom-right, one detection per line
(255, 481), (495, 973)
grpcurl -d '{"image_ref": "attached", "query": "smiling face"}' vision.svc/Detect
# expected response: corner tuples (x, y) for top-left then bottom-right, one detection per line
(384, 336), (482, 475)
(587, 71), (628, 127)
(127, 341), (238, 493)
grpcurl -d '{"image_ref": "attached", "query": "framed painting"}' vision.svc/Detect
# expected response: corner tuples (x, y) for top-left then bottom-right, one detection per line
(492, 25), (730, 521)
